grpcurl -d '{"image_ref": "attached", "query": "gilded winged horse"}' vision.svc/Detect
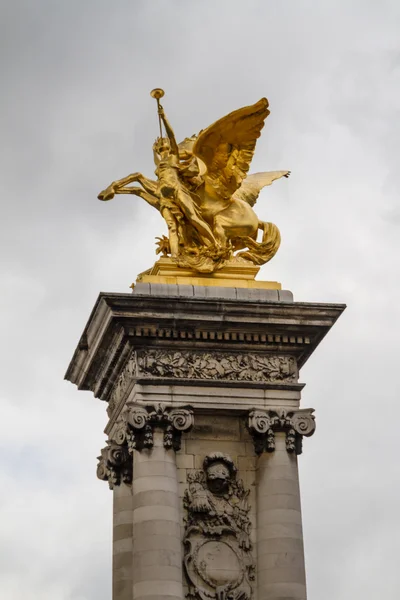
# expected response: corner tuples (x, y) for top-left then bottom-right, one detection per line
(98, 95), (289, 273)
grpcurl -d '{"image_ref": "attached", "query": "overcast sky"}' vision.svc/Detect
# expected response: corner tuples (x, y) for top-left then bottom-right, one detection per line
(1, 1), (400, 599)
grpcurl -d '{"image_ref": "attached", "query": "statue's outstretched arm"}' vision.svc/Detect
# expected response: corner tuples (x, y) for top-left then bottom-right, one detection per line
(159, 105), (179, 156)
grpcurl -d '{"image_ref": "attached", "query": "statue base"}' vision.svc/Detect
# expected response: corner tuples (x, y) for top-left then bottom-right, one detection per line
(133, 257), (281, 289)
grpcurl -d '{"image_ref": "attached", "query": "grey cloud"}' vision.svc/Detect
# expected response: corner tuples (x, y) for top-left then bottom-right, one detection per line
(1, 1), (400, 598)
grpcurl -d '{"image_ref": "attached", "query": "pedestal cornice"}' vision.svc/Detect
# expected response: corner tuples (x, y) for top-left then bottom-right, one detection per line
(65, 289), (345, 415)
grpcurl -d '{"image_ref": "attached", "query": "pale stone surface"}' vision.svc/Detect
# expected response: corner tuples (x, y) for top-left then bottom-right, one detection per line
(132, 282), (291, 302)
(113, 483), (133, 600)
(256, 433), (306, 600)
(64, 288), (345, 600)
(132, 430), (183, 600)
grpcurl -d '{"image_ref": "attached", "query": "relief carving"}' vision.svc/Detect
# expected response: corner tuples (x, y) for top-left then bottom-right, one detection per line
(107, 352), (137, 416)
(96, 441), (132, 489)
(138, 349), (297, 383)
(247, 408), (316, 455)
(183, 453), (254, 600)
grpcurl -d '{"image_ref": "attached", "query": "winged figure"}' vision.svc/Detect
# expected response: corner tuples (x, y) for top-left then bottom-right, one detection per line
(98, 95), (289, 273)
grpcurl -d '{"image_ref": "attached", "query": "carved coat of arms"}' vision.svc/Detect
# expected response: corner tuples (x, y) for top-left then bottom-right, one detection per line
(183, 453), (254, 600)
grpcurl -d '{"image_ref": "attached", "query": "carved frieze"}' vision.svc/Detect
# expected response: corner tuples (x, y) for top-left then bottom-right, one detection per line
(97, 403), (194, 487)
(247, 408), (316, 455)
(183, 453), (254, 600)
(107, 352), (137, 417)
(138, 349), (297, 383)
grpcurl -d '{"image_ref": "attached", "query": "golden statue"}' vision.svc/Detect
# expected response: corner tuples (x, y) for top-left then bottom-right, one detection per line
(98, 89), (289, 274)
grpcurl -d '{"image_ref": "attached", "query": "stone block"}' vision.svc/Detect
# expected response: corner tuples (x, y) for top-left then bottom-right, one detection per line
(258, 493), (304, 511)
(133, 475), (179, 495)
(133, 505), (180, 525)
(238, 456), (257, 471)
(177, 468), (187, 483)
(114, 523), (133, 542)
(204, 286), (237, 300)
(256, 551), (306, 570)
(177, 284), (194, 297)
(113, 537), (132, 555)
(192, 285), (207, 298)
(113, 551), (132, 570)
(186, 439), (246, 458)
(257, 465), (300, 482)
(131, 282), (150, 295)
(113, 579), (133, 600)
(114, 564), (133, 581)
(188, 415), (240, 441)
(175, 453), (194, 469)
(132, 534), (182, 554)
(132, 519), (180, 540)
(133, 548), (182, 568)
(133, 565), (183, 583)
(257, 522), (304, 542)
(258, 567), (306, 585)
(278, 290), (294, 302)
(236, 288), (280, 302)
(257, 478), (300, 497)
(133, 579), (183, 598)
(178, 482), (187, 498)
(258, 582), (306, 599)
(257, 508), (303, 527)
(134, 459), (178, 480)
(149, 283), (179, 296)
(257, 537), (304, 557)
(114, 510), (133, 526)
(133, 489), (180, 510)
(114, 495), (134, 514)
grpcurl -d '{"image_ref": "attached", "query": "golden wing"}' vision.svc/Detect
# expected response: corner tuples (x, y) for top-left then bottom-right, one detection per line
(192, 98), (270, 201)
(233, 171), (290, 207)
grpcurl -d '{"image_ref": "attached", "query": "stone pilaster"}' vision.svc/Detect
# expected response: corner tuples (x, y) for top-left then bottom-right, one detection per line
(98, 402), (193, 600)
(113, 483), (134, 600)
(132, 429), (183, 600)
(247, 409), (316, 600)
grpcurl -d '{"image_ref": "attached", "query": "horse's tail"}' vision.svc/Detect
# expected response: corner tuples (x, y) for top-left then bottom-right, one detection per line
(236, 221), (281, 265)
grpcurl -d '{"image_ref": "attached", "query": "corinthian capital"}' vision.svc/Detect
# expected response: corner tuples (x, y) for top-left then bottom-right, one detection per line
(247, 408), (315, 455)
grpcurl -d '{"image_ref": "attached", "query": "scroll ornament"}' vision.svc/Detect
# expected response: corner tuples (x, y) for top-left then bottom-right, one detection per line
(247, 408), (316, 455)
(97, 402), (194, 488)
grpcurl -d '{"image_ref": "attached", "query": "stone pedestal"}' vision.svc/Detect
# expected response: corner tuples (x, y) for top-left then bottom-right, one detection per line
(65, 284), (344, 600)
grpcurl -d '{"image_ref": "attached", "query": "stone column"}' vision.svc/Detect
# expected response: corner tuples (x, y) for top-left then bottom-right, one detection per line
(98, 402), (194, 600)
(113, 483), (134, 600)
(248, 409), (316, 600)
(132, 429), (183, 600)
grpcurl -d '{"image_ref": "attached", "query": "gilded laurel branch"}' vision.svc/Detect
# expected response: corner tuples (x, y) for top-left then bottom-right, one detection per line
(97, 92), (289, 274)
